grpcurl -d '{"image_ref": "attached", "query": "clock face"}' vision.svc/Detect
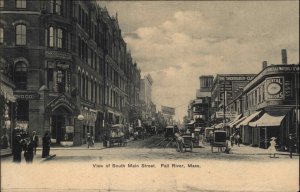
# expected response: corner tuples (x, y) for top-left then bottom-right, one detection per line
(267, 82), (282, 95)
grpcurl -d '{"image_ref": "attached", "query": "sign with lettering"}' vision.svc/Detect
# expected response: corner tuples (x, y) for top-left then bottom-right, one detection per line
(265, 77), (284, 100)
(65, 126), (74, 133)
(14, 92), (40, 100)
(161, 106), (175, 116)
(215, 111), (237, 119)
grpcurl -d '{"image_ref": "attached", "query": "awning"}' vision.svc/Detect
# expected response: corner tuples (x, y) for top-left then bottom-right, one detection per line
(227, 114), (243, 127)
(214, 122), (224, 129)
(0, 82), (16, 102)
(236, 111), (262, 128)
(229, 116), (247, 128)
(249, 110), (288, 127)
(188, 120), (195, 125)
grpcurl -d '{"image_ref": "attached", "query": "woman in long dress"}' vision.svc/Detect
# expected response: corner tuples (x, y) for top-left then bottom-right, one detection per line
(268, 137), (277, 158)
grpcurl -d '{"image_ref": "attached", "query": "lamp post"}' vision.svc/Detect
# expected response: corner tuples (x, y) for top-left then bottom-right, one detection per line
(74, 114), (84, 145)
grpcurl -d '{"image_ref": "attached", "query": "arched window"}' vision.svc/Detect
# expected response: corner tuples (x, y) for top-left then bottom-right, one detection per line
(15, 24), (26, 45)
(14, 62), (27, 90)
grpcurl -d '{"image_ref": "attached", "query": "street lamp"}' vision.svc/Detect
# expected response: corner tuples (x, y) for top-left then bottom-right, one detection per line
(77, 114), (84, 121)
(73, 114), (84, 145)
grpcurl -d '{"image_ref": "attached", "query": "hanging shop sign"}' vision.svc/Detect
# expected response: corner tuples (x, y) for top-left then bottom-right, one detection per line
(65, 126), (74, 133)
(265, 77), (284, 100)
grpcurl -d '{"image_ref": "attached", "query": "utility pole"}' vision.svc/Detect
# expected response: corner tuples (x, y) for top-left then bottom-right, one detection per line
(223, 77), (226, 126)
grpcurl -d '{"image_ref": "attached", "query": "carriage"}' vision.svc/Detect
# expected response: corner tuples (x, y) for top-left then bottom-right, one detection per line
(103, 124), (126, 147)
(176, 133), (193, 152)
(211, 130), (227, 152)
(133, 126), (145, 140)
(164, 125), (179, 140)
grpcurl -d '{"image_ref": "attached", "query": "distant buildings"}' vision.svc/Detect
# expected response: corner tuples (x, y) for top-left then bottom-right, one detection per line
(187, 49), (299, 152)
(140, 74), (155, 126)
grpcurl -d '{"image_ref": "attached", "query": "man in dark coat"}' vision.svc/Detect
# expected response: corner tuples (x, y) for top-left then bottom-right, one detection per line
(24, 138), (34, 163)
(31, 131), (39, 155)
(42, 132), (51, 158)
(12, 133), (23, 163)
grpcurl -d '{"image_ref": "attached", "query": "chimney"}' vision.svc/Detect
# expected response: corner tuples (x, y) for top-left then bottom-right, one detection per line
(281, 49), (287, 64)
(262, 61), (268, 69)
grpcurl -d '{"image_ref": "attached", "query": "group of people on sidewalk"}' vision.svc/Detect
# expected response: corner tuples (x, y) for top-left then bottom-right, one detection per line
(12, 128), (51, 163)
(229, 132), (241, 147)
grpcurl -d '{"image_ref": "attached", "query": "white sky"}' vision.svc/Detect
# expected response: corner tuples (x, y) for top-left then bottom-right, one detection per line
(98, 1), (299, 121)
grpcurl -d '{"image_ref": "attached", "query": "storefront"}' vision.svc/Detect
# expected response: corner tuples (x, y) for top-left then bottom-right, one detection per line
(46, 94), (79, 146)
(0, 75), (16, 154)
(249, 107), (293, 149)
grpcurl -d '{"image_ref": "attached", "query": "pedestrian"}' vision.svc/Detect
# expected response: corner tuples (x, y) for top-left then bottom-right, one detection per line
(87, 133), (93, 148)
(230, 134), (234, 147)
(288, 134), (295, 158)
(24, 138), (34, 163)
(31, 131), (39, 155)
(12, 133), (23, 163)
(236, 133), (241, 147)
(42, 132), (51, 158)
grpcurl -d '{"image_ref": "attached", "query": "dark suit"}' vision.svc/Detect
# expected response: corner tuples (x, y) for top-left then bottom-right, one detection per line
(31, 135), (39, 155)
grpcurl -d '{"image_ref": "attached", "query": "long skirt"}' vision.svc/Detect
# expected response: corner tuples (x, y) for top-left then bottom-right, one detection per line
(42, 146), (50, 158)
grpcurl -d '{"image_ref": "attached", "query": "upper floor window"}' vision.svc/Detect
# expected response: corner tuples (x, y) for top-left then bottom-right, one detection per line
(47, 26), (65, 49)
(0, 27), (3, 44)
(14, 62), (27, 90)
(15, 24), (26, 45)
(50, 0), (62, 15)
(16, 0), (26, 8)
(0, 0), (4, 8)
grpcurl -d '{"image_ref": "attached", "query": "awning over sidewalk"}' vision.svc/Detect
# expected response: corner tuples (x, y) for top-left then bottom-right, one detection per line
(0, 82), (16, 102)
(236, 111), (262, 128)
(227, 114), (243, 127)
(249, 110), (289, 127)
(229, 116), (247, 128)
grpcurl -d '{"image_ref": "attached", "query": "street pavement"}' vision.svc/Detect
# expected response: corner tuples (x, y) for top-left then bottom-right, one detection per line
(1, 135), (298, 163)
(1, 135), (299, 192)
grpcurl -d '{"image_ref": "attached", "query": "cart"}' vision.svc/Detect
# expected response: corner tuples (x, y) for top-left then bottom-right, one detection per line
(104, 124), (126, 147)
(133, 126), (145, 140)
(176, 133), (193, 152)
(211, 130), (227, 152)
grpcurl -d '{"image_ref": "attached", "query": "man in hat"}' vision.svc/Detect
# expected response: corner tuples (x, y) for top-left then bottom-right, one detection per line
(31, 131), (39, 155)
(12, 133), (23, 162)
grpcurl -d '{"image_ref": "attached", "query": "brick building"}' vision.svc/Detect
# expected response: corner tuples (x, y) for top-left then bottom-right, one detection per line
(0, 0), (141, 146)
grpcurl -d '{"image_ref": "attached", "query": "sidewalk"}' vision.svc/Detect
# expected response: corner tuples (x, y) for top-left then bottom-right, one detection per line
(229, 144), (299, 156)
(36, 137), (134, 151)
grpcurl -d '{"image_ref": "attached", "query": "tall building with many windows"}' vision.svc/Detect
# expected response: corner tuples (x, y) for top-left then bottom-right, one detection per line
(0, 0), (141, 145)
